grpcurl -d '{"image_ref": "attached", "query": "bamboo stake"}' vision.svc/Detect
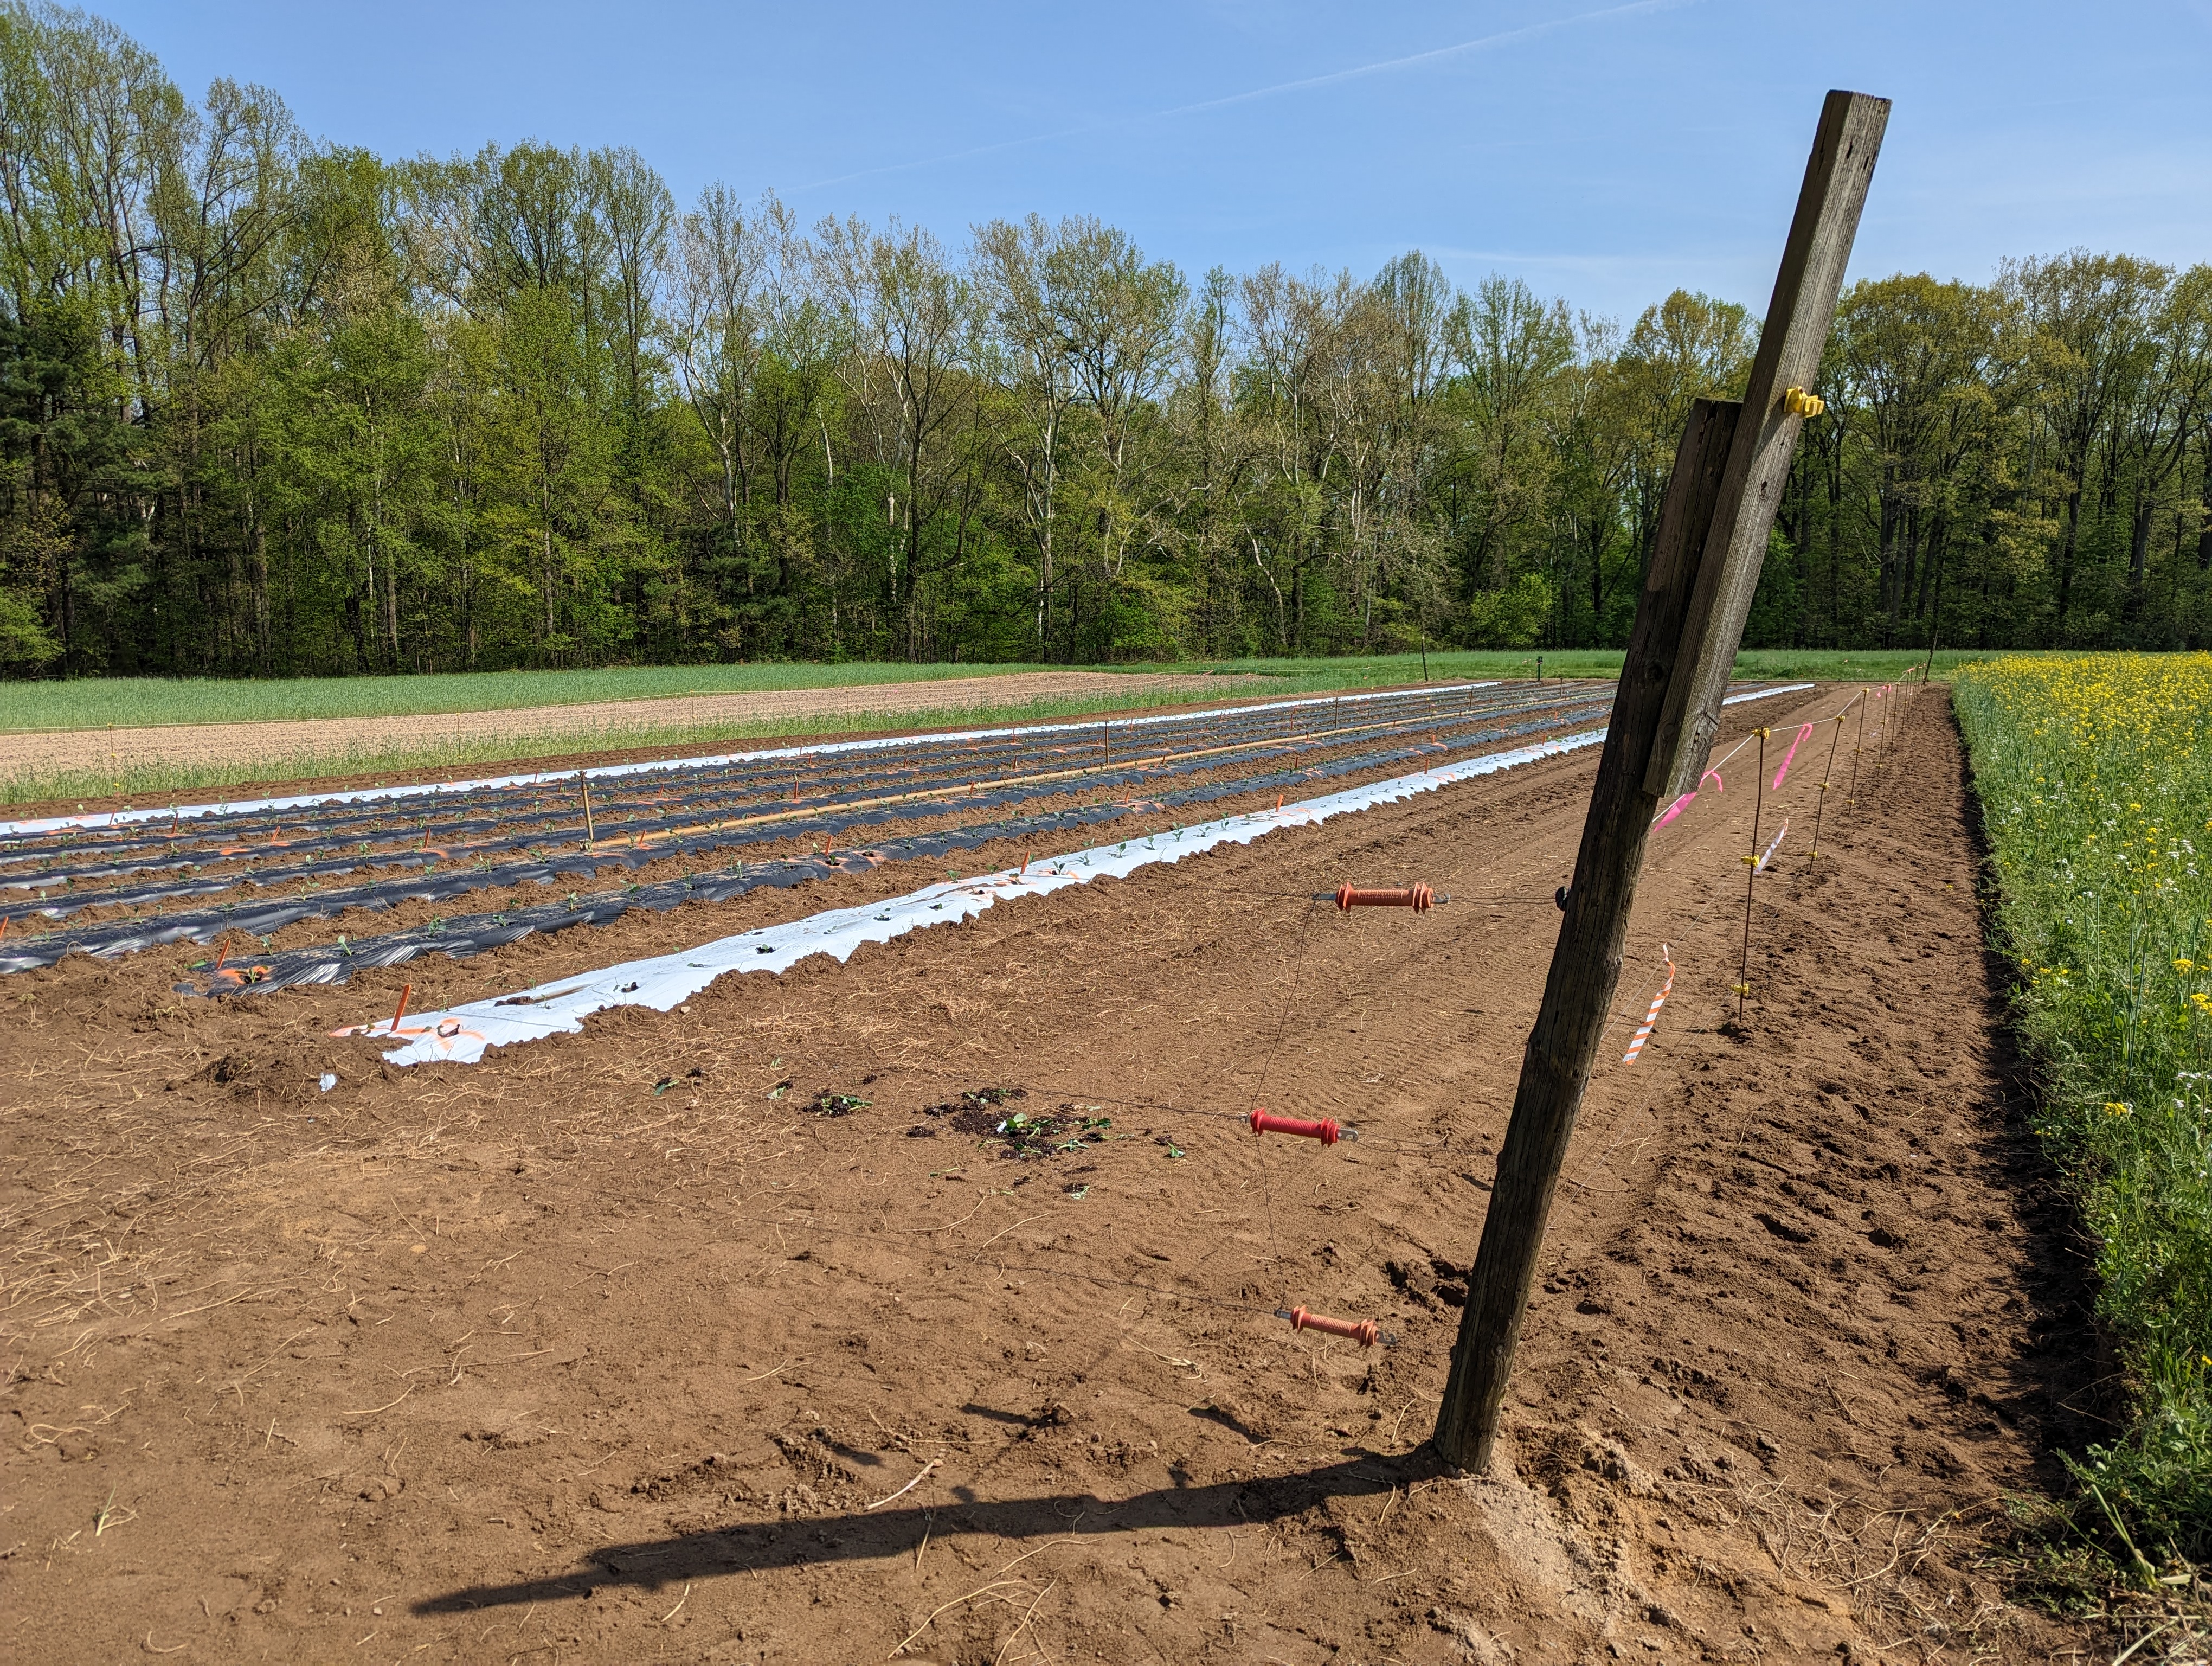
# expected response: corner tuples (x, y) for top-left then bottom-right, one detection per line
(1738, 728), (1767, 1017)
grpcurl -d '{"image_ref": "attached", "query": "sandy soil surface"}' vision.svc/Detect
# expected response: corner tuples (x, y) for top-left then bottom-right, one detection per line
(1, 687), (2106, 1663)
(0, 671), (1277, 781)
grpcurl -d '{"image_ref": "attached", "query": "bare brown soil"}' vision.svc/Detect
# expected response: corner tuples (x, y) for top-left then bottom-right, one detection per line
(0, 670), (1277, 785)
(1, 687), (2105, 1663)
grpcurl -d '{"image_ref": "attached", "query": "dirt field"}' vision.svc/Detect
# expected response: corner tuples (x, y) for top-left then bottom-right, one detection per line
(1, 687), (2106, 1662)
(0, 670), (1276, 783)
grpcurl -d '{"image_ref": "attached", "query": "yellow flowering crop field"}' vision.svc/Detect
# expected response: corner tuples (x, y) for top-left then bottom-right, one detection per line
(1955, 652), (2212, 1556)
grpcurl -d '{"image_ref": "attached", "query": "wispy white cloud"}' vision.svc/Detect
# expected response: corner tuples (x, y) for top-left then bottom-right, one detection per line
(1425, 246), (1750, 274)
(792, 0), (1694, 194)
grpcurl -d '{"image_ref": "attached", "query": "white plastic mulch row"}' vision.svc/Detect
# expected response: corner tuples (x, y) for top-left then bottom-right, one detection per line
(360, 684), (1812, 1069)
(3, 680), (1501, 837)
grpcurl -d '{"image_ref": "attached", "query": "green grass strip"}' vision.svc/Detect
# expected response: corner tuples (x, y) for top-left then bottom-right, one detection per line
(1954, 652), (2212, 1566)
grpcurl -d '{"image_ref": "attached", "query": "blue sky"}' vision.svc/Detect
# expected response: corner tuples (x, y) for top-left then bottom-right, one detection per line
(94, 0), (2212, 321)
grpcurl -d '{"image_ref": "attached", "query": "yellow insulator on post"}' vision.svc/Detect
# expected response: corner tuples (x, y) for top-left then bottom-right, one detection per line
(1783, 386), (1826, 418)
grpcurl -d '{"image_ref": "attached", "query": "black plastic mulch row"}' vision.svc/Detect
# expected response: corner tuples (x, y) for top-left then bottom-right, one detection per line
(0, 691), (1608, 972)
(0, 683), (1568, 885)
(17, 689), (1554, 915)
(185, 715), (1585, 996)
(1, 691), (1493, 902)
(1, 684), (1542, 888)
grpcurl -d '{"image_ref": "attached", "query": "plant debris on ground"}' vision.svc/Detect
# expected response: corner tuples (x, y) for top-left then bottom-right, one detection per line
(915, 1086), (1117, 1159)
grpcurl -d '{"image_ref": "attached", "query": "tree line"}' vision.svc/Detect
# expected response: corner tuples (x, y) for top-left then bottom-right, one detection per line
(3, 3), (2209, 680)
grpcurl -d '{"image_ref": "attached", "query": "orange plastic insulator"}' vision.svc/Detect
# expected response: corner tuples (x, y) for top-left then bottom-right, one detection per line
(1281, 1306), (1380, 1348)
(1334, 882), (1433, 912)
(1250, 1107), (1339, 1145)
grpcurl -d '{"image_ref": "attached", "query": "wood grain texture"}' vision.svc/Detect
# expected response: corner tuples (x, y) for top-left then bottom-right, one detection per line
(1435, 88), (1890, 1475)
(1647, 89), (1891, 806)
(1432, 399), (1738, 1471)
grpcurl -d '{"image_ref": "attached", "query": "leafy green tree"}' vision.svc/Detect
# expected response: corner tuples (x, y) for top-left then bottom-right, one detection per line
(7, 2), (2212, 677)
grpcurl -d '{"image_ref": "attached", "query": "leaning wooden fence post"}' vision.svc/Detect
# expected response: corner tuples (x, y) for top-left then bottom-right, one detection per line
(1432, 89), (1888, 1476)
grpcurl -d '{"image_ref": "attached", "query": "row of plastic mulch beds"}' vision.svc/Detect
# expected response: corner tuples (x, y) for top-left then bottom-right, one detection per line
(3, 682), (1574, 920)
(4, 681), (1565, 890)
(0, 681), (1618, 989)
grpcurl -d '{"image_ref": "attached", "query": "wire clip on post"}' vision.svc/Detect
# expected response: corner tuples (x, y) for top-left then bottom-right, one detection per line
(1330, 883), (1435, 912)
(1783, 385), (1826, 418)
(1249, 1107), (1352, 1144)
(1278, 1306), (1385, 1348)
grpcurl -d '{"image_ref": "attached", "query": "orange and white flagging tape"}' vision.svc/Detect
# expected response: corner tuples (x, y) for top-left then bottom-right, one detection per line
(1623, 945), (1676, 1064)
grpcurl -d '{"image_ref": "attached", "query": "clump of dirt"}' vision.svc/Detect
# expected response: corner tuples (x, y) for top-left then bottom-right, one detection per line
(1385, 1254), (1471, 1310)
(181, 1043), (336, 1103)
(802, 1089), (870, 1117)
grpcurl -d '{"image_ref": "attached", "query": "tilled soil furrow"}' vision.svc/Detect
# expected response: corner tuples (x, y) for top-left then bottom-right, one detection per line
(0, 684), (2101, 1663)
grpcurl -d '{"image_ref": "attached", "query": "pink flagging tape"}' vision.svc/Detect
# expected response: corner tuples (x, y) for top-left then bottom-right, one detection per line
(1754, 818), (1789, 873)
(1772, 723), (1814, 789)
(1649, 703), (1809, 835)
(1622, 946), (1676, 1063)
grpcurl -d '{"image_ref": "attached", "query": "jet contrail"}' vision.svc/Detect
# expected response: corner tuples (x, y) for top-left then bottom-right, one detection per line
(793, 0), (1693, 194)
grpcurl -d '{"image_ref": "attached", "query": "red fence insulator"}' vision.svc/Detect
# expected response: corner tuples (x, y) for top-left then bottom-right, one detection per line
(1279, 1306), (1380, 1348)
(1250, 1107), (1340, 1145)
(1334, 882), (1433, 912)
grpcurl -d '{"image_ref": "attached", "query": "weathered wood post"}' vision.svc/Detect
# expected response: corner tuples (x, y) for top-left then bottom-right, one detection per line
(1432, 90), (1889, 1475)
